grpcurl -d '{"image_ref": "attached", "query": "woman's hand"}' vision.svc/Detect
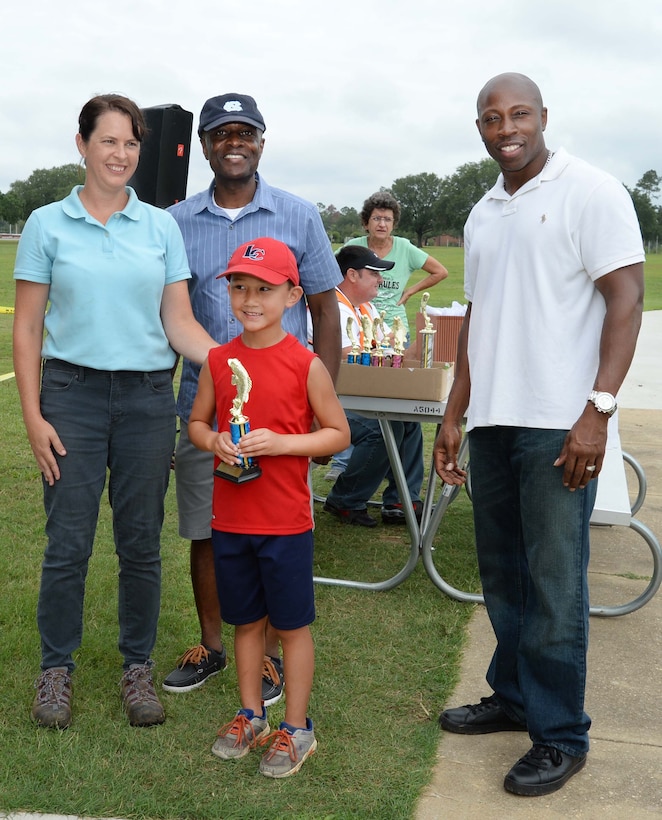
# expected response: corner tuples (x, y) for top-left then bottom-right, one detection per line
(26, 417), (66, 486)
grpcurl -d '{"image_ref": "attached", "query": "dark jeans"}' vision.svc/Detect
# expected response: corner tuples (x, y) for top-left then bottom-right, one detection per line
(37, 359), (176, 671)
(469, 426), (597, 756)
(326, 412), (424, 510)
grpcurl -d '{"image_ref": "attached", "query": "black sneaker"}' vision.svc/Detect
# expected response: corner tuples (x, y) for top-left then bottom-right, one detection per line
(504, 744), (587, 796)
(381, 501), (423, 525)
(162, 644), (227, 693)
(261, 656), (284, 707)
(439, 694), (527, 734)
(323, 501), (377, 528)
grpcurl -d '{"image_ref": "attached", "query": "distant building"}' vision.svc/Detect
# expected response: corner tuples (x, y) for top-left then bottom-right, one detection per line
(427, 234), (463, 248)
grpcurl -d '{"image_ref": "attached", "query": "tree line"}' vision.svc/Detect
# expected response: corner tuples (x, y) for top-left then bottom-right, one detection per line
(318, 164), (662, 249)
(0, 164), (82, 229)
(1, 162), (661, 249)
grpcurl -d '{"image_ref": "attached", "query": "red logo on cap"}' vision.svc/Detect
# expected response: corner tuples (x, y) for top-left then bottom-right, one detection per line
(243, 244), (265, 261)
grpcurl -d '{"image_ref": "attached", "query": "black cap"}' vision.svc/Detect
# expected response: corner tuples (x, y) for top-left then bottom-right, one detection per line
(198, 93), (266, 136)
(336, 245), (395, 275)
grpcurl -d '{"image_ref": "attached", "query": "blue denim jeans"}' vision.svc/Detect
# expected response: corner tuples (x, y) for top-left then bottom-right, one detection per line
(37, 359), (176, 671)
(468, 426), (597, 756)
(326, 413), (424, 510)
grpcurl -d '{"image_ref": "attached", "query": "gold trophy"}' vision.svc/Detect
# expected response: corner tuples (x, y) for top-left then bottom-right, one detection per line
(346, 316), (361, 364)
(419, 292), (436, 368)
(213, 358), (262, 483)
(371, 311), (386, 366)
(392, 316), (406, 368)
(360, 314), (373, 365)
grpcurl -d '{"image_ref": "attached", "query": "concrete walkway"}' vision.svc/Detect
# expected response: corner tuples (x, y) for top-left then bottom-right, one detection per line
(416, 311), (662, 818)
(0, 816), (125, 820)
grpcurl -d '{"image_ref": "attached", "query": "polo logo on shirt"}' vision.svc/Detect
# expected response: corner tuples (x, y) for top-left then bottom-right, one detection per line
(243, 244), (265, 262)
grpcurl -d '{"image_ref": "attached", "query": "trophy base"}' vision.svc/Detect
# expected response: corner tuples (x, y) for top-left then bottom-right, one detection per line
(214, 463), (262, 484)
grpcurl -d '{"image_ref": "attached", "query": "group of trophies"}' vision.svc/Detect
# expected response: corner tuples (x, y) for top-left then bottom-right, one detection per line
(345, 292), (437, 370)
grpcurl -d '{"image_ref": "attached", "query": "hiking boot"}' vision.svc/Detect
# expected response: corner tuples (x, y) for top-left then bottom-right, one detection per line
(259, 719), (317, 778)
(212, 708), (270, 760)
(162, 643), (227, 693)
(32, 667), (72, 729)
(323, 501), (377, 528)
(261, 656), (284, 707)
(381, 501), (423, 525)
(121, 663), (165, 727)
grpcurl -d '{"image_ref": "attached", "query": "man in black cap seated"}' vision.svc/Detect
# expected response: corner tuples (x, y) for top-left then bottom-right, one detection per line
(323, 245), (424, 528)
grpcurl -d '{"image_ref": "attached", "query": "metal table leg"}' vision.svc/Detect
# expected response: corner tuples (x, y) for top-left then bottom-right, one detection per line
(313, 417), (421, 591)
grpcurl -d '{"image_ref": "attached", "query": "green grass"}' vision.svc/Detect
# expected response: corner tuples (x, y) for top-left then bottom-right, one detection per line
(0, 240), (478, 819)
(1, 238), (660, 819)
(401, 245), (662, 316)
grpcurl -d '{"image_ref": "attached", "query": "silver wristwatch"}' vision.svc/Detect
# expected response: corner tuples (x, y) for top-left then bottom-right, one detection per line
(587, 390), (617, 416)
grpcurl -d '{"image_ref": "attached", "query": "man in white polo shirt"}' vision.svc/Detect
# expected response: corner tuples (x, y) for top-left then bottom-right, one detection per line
(433, 72), (644, 797)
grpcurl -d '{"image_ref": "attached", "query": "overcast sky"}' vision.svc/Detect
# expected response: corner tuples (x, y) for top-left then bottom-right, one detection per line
(2, 0), (660, 211)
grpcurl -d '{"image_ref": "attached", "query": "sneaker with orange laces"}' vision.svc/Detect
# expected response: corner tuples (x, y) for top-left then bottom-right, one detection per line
(162, 643), (227, 693)
(261, 655), (284, 707)
(259, 719), (317, 778)
(212, 708), (270, 760)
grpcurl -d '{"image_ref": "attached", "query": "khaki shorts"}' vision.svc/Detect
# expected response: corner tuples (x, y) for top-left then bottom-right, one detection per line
(174, 422), (214, 541)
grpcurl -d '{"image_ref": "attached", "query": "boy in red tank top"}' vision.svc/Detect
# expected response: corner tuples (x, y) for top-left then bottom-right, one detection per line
(188, 237), (349, 778)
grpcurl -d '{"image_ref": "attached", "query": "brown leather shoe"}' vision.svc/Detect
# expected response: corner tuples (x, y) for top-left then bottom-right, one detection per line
(32, 667), (72, 729)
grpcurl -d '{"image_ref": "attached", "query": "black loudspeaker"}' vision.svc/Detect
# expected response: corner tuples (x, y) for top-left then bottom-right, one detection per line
(129, 104), (194, 208)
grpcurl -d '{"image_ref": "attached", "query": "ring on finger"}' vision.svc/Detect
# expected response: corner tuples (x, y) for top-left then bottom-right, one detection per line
(585, 464), (597, 472)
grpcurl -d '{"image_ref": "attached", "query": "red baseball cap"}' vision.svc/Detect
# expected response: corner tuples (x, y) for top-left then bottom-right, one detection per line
(217, 237), (300, 286)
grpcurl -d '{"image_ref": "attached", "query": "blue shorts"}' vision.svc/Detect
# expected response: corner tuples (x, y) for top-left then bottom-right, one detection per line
(211, 530), (315, 630)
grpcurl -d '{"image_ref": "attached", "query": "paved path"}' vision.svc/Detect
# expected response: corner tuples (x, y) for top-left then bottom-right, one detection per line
(416, 312), (662, 818)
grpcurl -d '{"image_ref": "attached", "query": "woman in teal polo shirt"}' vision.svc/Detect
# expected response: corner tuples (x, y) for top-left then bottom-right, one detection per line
(13, 94), (218, 730)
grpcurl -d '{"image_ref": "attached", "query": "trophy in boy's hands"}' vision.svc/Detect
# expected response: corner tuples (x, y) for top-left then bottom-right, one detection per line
(419, 292), (436, 368)
(392, 316), (406, 368)
(214, 358), (263, 483)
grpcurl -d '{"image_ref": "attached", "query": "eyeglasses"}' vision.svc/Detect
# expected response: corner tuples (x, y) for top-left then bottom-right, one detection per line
(370, 216), (394, 224)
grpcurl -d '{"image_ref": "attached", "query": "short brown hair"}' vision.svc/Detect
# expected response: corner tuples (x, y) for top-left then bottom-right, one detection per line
(78, 94), (147, 143)
(359, 191), (401, 227)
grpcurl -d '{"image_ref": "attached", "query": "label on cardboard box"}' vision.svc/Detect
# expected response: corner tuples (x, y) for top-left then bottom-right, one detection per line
(336, 361), (454, 402)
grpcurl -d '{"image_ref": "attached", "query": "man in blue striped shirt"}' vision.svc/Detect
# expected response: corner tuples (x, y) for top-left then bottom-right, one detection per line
(164, 93), (342, 702)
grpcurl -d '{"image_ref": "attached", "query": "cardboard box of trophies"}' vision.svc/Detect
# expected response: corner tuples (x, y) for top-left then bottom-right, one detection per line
(336, 357), (454, 402)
